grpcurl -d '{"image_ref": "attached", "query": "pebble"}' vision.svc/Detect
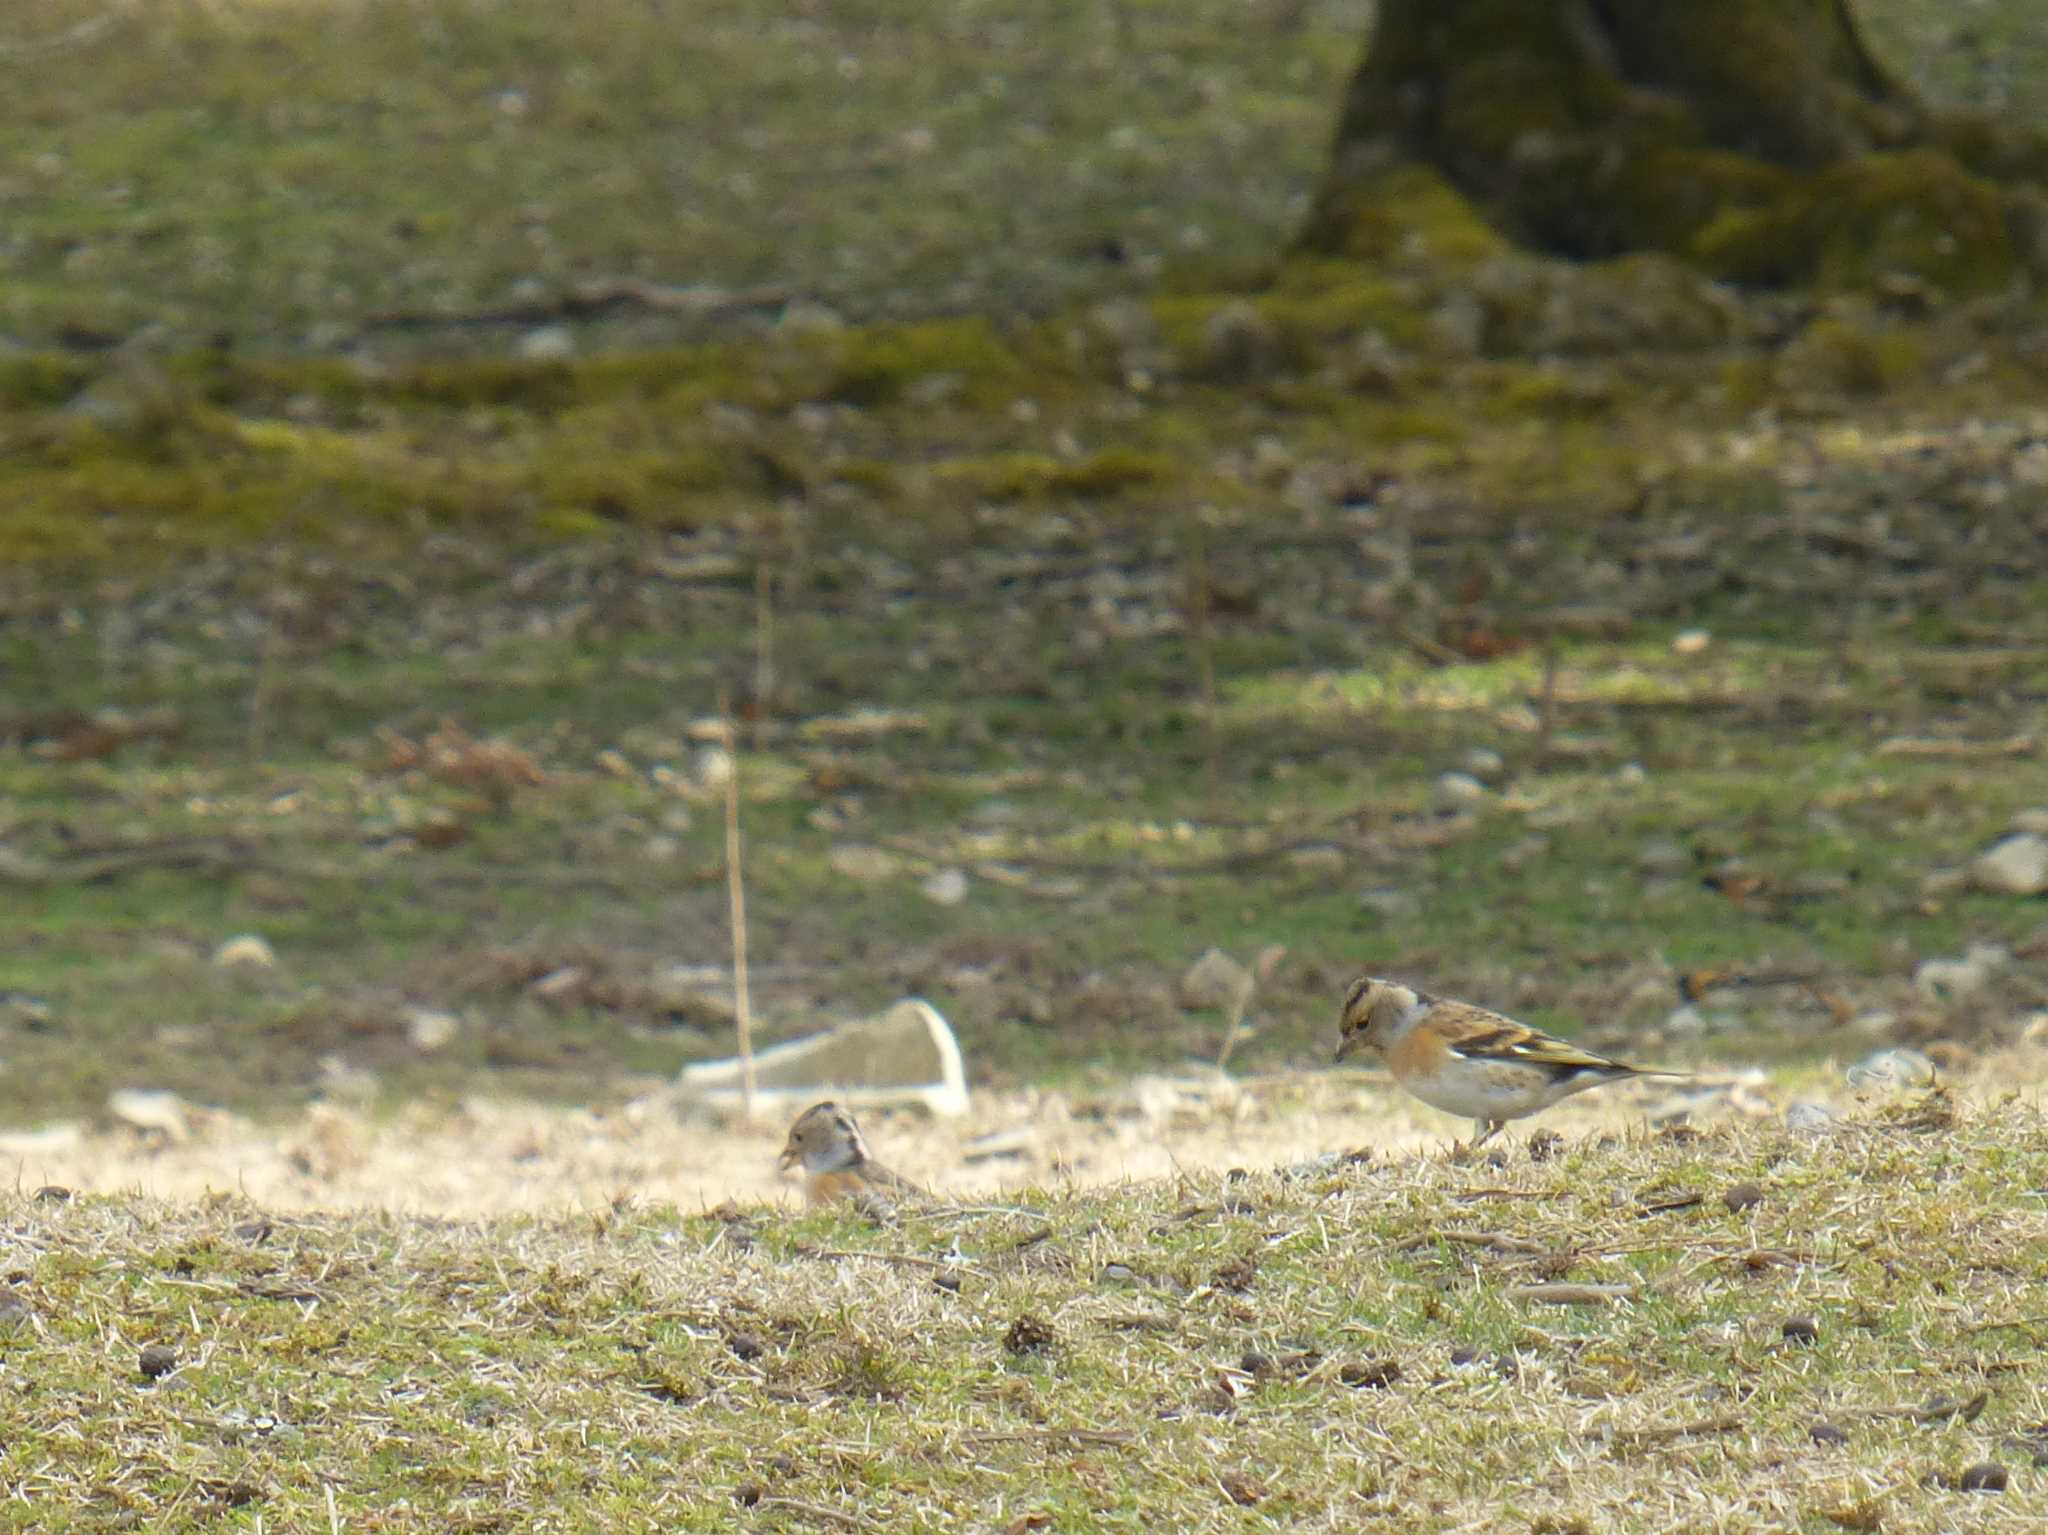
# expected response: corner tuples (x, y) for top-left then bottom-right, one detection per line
(920, 868), (969, 906)
(1971, 833), (2048, 896)
(213, 934), (275, 970)
(1432, 772), (1489, 810)
(517, 324), (575, 361)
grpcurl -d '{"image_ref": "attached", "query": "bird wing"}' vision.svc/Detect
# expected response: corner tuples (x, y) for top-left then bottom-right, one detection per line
(1434, 1006), (1645, 1076)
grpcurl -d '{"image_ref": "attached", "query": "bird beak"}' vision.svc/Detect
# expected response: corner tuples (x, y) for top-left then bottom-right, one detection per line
(1333, 1032), (1366, 1065)
(776, 1144), (798, 1171)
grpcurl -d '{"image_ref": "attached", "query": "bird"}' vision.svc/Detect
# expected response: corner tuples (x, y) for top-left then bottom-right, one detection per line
(1333, 975), (1686, 1148)
(776, 1101), (927, 1206)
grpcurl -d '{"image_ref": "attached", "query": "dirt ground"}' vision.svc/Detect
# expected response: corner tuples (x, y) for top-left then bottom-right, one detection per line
(2, 1055), (2021, 1217)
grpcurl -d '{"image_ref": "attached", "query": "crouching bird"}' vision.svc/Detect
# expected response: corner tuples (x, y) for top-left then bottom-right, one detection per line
(777, 1101), (928, 1206)
(1334, 975), (1686, 1148)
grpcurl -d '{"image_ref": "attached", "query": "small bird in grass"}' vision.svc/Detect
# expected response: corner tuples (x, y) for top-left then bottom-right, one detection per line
(777, 1101), (927, 1206)
(1333, 976), (1687, 1148)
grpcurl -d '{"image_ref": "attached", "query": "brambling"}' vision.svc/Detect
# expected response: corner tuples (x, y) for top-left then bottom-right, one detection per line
(776, 1101), (927, 1206)
(1334, 976), (1685, 1147)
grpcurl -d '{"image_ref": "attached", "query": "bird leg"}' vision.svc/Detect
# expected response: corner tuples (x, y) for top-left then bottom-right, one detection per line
(1467, 1119), (1503, 1150)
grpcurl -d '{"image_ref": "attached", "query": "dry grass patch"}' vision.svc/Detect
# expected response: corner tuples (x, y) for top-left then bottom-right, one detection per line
(3, 1097), (2047, 1530)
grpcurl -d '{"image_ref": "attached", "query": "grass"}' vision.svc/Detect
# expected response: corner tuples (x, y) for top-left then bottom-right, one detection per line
(4, 1100), (2046, 1530)
(2, 2), (2048, 1527)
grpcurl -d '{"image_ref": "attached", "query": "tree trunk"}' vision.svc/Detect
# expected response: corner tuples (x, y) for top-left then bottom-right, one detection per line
(1304, 0), (2047, 289)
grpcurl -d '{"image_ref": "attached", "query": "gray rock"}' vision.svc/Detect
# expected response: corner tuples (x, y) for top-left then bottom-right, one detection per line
(1433, 772), (1489, 810)
(1914, 943), (2010, 1002)
(517, 324), (575, 361)
(920, 868), (969, 906)
(1358, 886), (1420, 919)
(1179, 948), (1253, 1012)
(1460, 747), (1506, 783)
(1971, 833), (2048, 896)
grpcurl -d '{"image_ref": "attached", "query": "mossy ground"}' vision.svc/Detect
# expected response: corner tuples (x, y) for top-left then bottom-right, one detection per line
(4, 5), (2048, 1529)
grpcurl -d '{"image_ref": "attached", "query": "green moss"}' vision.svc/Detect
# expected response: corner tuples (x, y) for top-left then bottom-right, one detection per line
(1488, 363), (1619, 419)
(1774, 314), (1928, 396)
(815, 318), (1029, 408)
(1694, 150), (2018, 296)
(1299, 164), (1509, 272)
(534, 451), (728, 530)
(1600, 148), (1794, 254)
(0, 354), (98, 410)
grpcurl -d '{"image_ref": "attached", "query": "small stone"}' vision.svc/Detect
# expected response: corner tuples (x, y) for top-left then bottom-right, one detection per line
(213, 934), (275, 970)
(1179, 948), (1253, 1011)
(517, 324), (575, 361)
(233, 1219), (273, 1243)
(1722, 1181), (1765, 1213)
(138, 1344), (178, 1380)
(919, 868), (969, 906)
(0, 1287), (31, 1330)
(1971, 833), (2048, 896)
(1781, 1315), (1820, 1345)
(1099, 1263), (1141, 1286)
(1957, 1461), (2009, 1493)
(1914, 944), (2009, 1002)
(1671, 629), (1711, 656)
(1845, 1047), (1936, 1090)
(1615, 762), (1649, 786)
(1460, 747), (1506, 782)
(1432, 772), (1488, 810)
(33, 1184), (71, 1203)
(1809, 1420), (1850, 1447)
(1448, 1346), (1484, 1367)
(777, 299), (846, 335)
(1003, 1314), (1056, 1356)
(108, 1088), (192, 1143)
(727, 1331), (765, 1362)
(1239, 1350), (1276, 1378)
(405, 1009), (460, 1053)
(694, 745), (735, 791)
(931, 1271), (962, 1295)
(1338, 1358), (1402, 1389)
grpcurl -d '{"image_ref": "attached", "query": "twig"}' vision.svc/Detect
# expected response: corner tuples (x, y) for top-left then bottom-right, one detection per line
(751, 1497), (873, 1530)
(1962, 1314), (2048, 1334)
(1454, 1188), (1569, 1203)
(963, 1429), (1137, 1448)
(719, 696), (756, 1119)
(753, 523), (776, 752)
(1874, 734), (2036, 759)
(1604, 1414), (1742, 1449)
(793, 1247), (981, 1274)
(0, 4), (126, 59)
(1185, 511), (1219, 817)
(1399, 1230), (1550, 1255)
(1506, 1281), (1637, 1305)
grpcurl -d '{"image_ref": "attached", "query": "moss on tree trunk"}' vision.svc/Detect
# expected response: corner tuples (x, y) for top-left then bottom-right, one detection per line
(1305, 0), (2048, 293)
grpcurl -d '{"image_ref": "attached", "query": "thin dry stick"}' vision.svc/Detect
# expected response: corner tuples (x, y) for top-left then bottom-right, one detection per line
(1213, 969), (1257, 1074)
(719, 696), (757, 1118)
(1187, 513), (1219, 816)
(752, 514), (776, 751)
